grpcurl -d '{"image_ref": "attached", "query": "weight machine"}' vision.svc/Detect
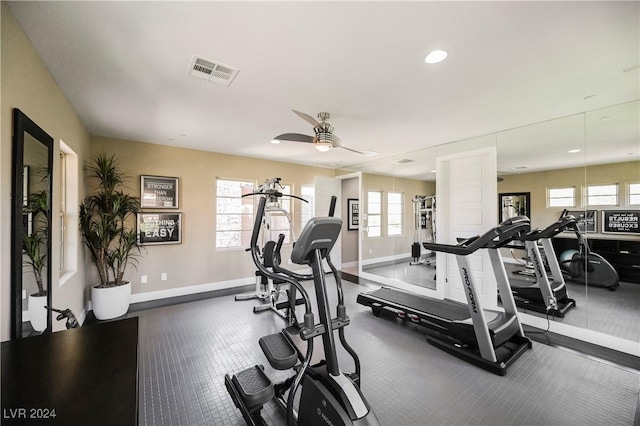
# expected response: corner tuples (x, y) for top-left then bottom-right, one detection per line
(235, 178), (309, 323)
(410, 195), (436, 266)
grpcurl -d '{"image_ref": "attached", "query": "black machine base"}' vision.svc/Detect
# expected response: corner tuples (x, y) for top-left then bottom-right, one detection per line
(426, 333), (532, 376)
(512, 295), (576, 318)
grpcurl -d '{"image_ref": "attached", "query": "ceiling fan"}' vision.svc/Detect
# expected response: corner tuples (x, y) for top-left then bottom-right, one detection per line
(272, 110), (368, 155)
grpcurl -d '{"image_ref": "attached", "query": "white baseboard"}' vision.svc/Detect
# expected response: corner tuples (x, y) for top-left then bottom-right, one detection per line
(129, 277), (255, 305)
(362, 252), (411, 266)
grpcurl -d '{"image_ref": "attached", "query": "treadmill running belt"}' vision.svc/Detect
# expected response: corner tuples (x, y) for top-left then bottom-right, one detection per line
(367, 288), (469, 321)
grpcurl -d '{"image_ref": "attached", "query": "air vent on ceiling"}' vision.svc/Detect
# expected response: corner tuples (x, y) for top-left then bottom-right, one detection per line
(188, 55), (239, 87)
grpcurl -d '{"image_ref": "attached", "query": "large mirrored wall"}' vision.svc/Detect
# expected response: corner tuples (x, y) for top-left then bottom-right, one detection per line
(338, 100), (639, 350)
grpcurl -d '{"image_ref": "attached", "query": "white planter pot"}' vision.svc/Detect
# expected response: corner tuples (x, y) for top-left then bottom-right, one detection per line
(28, 294), (48, 332)
(91, 282), (132, 320)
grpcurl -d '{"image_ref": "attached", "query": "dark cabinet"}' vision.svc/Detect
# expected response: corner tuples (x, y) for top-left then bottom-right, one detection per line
(552, 237), (640, 284)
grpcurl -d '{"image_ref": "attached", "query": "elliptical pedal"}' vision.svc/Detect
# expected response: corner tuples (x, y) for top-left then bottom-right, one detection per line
(259, 332), (298, 370)
(228, 365), (275, 410)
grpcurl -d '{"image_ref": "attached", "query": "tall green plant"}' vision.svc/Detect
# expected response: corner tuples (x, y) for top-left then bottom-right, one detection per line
(23, 190), (49, 296)
(79, 153), (142, 287)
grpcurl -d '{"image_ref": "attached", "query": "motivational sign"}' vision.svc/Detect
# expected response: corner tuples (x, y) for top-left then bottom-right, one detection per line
(141, 175), (179, 208)
(567, 210), (597, 233)
(138, 213), (182, 245)
(602, 210), (640, 234)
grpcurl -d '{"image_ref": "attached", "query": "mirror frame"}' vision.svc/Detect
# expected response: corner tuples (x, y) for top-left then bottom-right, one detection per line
(498, 192), (531, 223)
(11, 108), (54, 339)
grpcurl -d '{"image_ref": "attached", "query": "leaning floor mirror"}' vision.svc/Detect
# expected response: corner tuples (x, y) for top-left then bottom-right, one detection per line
(11, 108), (54, 339)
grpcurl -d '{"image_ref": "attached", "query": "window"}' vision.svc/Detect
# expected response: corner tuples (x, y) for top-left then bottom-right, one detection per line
(548, 187), (575, 207)
(300, 185), (315, 229)
(269, 183), (292, 243)
(59, 142), (78, 282)
(59, 152), (66, 274)
(387, 192), (403, 236)
(628, 183), (640, 205)
(367, 191), (382, 237)
(216, 179), (254, 248)
(586, 184), (618, 206)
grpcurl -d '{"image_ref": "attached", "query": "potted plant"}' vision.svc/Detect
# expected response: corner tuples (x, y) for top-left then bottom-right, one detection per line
(79, 153), (142, 320)
(23, 189), (49, 331)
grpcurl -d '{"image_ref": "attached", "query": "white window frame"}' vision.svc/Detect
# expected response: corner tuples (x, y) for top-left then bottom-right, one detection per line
(215, 178), (255, 249)
(300, 184), (315, 230)
(628, 182), (640, 206)
(548, 186), (576, 208)
(59, 142), (78, 285)
(585, 183), (619, 207)
(367, 190), (382, 238)
(270, 182), (293, 244)
(387, 191), (403, 236)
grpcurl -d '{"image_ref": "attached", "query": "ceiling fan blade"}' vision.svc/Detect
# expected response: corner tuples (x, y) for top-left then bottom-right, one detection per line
(292, 110), (320, 127)
(332, 134), (368, 155)
(273, 133), (314, 143)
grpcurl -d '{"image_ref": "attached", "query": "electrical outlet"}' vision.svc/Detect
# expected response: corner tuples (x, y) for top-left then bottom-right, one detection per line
(22, 290), (26, 300)
(141, 275), (147, 284)
(161, 273), (167, 281)
(369, 249), (372, 254)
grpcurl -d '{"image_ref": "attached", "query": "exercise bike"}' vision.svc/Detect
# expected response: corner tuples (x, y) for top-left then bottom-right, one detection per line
(225, 196), (379, 426)
(557, 210), (619, 290)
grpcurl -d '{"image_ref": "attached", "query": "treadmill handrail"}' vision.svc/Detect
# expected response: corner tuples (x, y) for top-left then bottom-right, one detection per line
(422, 217), (530, 255)
(518, 215), (578, 241)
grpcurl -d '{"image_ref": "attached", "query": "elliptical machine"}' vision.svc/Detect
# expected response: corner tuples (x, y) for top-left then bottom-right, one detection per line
(557, 210), (619, 290)
(225, 197), (379, 426)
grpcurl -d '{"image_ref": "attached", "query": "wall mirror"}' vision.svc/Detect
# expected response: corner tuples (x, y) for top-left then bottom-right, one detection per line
(343, 99), (638, 352)
(11, 109), (54, 339)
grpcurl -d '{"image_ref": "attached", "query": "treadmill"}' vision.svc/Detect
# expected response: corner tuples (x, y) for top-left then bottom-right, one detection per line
(357, 216), (533, 376)
(506, 214), (578, 317)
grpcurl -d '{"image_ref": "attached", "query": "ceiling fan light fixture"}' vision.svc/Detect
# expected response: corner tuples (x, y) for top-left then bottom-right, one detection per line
(314, 142), (333, 152)
(425, 49), (448, 64)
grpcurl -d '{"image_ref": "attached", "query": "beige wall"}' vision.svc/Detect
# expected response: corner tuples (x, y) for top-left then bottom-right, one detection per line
(497, 160), (640, 240)
(90, 137), (334, 296)
(1, 2), (92, 339)
(341, 176), (359, 264)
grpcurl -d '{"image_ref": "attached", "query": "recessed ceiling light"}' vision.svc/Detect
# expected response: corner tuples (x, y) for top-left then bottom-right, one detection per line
(425, 50), (448, 64)
(270, 139), (281, 144)
(568, 149), (581, 154)
(583, 94), (596, 100)
(599, 116), (611, 121)
(430, 169), (437, 173)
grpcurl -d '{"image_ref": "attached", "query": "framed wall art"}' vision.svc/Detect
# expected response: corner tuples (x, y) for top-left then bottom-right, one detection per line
(137, 212), (182, 245)
(141, 175), (179, 209)
(347, 198), (359, 231)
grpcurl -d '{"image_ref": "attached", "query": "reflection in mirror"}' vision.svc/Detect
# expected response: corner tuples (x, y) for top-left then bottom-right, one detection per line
(11, 109), (54, 339)
(496, 112), (588, 331)
(499, 192), (530, 223)
(583, 100), (640, 344)
(352, 148), (437, 291)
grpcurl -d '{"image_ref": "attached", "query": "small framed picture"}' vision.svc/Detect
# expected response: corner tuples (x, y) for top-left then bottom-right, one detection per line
(566, 210), (597, 233)
(137, 212), (182, 245)
(141, 175), (179, 209)
(347, 198), (359, 231)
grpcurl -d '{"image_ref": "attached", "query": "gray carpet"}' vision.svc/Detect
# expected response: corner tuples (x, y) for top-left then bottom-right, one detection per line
(131, 279), (639, 425)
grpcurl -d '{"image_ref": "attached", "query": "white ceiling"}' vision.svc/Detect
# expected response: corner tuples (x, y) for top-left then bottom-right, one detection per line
(9, 1), (640, 175)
